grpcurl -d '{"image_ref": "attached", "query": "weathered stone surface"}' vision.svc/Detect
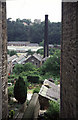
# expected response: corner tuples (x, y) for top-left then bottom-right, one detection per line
(0, 1), (2, 120)
(23, 93), (40, 119)
(2, 2), (8, 119)
(0, 1), (8, 119)
(60, 2), (78, 118)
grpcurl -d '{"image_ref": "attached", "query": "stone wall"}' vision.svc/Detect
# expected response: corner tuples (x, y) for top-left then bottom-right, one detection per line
(60, 2), (78, 118)
(0, 1), (2, 120)
(22, 93), (40, 119)
(0, 1), (8, 119)
(26, 56), (41, 67)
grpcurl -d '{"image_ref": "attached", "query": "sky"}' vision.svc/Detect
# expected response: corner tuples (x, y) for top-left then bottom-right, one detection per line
(6, 0), (61, 22)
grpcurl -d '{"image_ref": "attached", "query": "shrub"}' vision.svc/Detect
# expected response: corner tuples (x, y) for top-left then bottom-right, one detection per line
(13, 64), (24, 74)
(14, 76), (27, 104)
(8, 86), (14, 101)
(23, 62), (36, 72)
(8, 74), (16, 79)
(8, 79), (12, 83)
(27, 76), (39, 83)
(45, 100), (60, 120)
(33, 87), (40, 94)
(11, 79), (14, 84)
(9, 110), (15, 119)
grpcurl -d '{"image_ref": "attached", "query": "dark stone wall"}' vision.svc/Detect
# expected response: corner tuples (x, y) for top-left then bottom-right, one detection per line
(0, 2), (8, 119)
(60, 2), (78, 118)
(2, 2), (8, 118)
(0, 1), (2, 119)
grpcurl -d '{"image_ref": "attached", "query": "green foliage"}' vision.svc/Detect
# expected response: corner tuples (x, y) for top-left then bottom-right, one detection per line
(27, 76), (39, 83)
(8, 74), (18, 85)
(40, 72), (53, 80)
(49, 48), (58, 55)
(54, 80), (59, 85)
(8, 86), (14, 101)
(40, 50), (60, 76)
(20, 71), (39, 78)
(13, 64), (24, 74)
(8, 50), (17, 56)
(20, 19), (32, 25)
(23, 62), (36, 71)
(37, 48), (44, 55)
(14, 76), (27, 104)
(45, 100), (60, 120)
(9, 110), (15, 119)
(33, 87), (40, 94)
(7, 18), (61, 44)
(13, 62), (36, 75)
(27, 49), (34, 56)
(37, 47), (60, 56)
(12, 50), (60, 83)
(39, 40), (44, 46)
(8, 74), (16, 79)
(19, 75), (29, 87)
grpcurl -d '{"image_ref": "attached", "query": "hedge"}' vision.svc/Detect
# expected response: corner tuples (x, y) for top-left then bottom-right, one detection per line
(27, 76), (39, 83)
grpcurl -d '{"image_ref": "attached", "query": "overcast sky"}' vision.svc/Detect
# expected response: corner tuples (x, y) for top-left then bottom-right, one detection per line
(6, 0), (61, 22)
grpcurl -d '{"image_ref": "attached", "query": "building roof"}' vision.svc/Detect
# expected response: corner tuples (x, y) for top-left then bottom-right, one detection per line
(28, 43), (39, 46)
(39, 79), (60, 101)
(25, 53), (42, 62)
(16, 55), (26, 64)
(8, 55), (18, 62)
(49, 44), (54, 48)
(33, 53), (42, 62)
(25, 55), (31, 61)
(8, 41), (30, 44)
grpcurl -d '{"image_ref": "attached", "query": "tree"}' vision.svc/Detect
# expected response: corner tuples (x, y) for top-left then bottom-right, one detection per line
(45, 100), (59, 120)
(13, 62), (37, 75)
(37, 48), (44, 55)
(7, 18), (61, 44)
(23, 62), (36, 71)
(14, 76), (27, 104)
(39, 40), (44, 46)
(40, 50), (60, 76)
(27, 49), (34, 56)
(13, 64), (24, 74)
(8, 50), (17, 56)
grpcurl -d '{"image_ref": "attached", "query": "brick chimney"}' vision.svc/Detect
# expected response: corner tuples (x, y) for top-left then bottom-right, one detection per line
(44, 15), (49, 58)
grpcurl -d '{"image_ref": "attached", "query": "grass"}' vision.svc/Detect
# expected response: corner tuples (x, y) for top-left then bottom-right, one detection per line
(27, 88), (35, 94)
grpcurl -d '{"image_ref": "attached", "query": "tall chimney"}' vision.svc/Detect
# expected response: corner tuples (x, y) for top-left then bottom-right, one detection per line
(44, 15), (49, 58)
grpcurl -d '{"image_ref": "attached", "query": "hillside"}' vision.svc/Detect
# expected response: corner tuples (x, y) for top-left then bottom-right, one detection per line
(7, 18), (61, 45)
